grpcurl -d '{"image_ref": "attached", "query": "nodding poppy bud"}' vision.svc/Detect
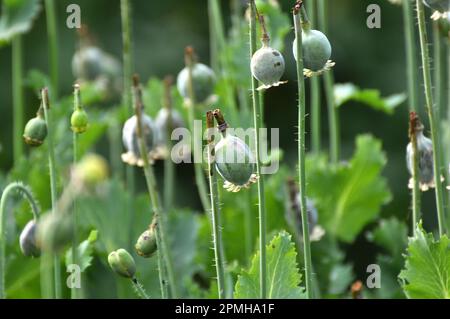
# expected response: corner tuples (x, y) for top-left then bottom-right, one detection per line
(72, 153), (109, 188)
(23, 114), (47, 147)
(37, 213), (73, 253)
(108, 248), (136, 279)
(406, 121), (435, 191)
(177, 63), (216, 104)
(135, 226), (157, 258)
(121, 114), (157, 166)
(214, 134), (258, 192)
(423, 0), (450, 13)
(19, 220), (40, 257)
(251, 45), (286, 90)
(293, 29), (333, 74)
(71, 108), (89, 133)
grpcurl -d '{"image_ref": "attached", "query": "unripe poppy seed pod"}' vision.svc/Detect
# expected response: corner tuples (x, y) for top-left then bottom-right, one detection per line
(135, 227), (157, 258)
(72, 46), (104, 81)
(121, 114), (157, 166)
(71, 108), (89, 133)
(23, 115), (47, 147)
(37, 213), (73, 253)
(19, 220), (40, 257)
(108, 248), (136, 279)
(251, 45), (286, 90)
(214, 134), (258, 192)
(177, 63), (216, 104)
(293, 29), (332, 72)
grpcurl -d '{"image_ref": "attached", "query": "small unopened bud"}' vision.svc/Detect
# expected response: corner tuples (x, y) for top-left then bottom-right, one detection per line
(135, 226), (157, 258)
(71, 108), (89, 133)
(23, 114), (47, 147)
(72, 153), (109, 188)
(108, 248), (136, 278)
(19, 220), (40, 257)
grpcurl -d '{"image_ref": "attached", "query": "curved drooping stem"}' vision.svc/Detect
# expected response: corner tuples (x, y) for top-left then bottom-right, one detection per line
(41, 88), (62, 298)
(416, 0), (447, 236)
(249, 0), (267, 299)
(132, 75), (177, 298)
(0, 182), (40, 299)
(293, 1), (313, 299)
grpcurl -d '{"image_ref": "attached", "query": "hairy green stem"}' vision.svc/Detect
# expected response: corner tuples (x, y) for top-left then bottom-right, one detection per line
(131, 278), (150, 299)
(154, 228), (168, 298)
(206, 111), (226, 299)
(249, 0), (267, 299)
(41, 88), (61, 298)
(403, 0), (419, 113)
(294, 3), (313, 299)
(12, 36), (24, 164)
(308, 1), (321, 153)
(44, 0), (59, 98)
(132, 77), (177, 298)
(318, 0), (339, 163)
(409, 113), (421, 231)
(0, 182), (40, 298)
(416, 0), (446, 236)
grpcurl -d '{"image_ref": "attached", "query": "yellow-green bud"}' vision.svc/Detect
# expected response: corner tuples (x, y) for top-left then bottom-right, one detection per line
(71, 108), (89, 133)
(108, 248), (136, 278)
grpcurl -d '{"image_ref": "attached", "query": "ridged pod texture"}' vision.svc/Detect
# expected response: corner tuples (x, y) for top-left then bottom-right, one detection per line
(214, 135), (255, 186)
(19, 220), (40, 257)
(406, 131), (434, 185)
(122, 114), (156, 157)
(23, 116), (48, 146)
(251, 46), (285, 87)
(293, 29), (332, 72)
(108, 249), (136, 278)
(177, 63), (216, 103)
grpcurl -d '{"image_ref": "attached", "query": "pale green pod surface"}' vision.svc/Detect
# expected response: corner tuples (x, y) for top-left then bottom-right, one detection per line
(135, 228), (157, 258)
(23, 116), (47, 147)
(36, 213), (73, 253)
(214, 135), (255, 186)
(71, 108), (89, 133)
(293, 29), (332, 71)
(177, 63), (216, 103)
(19, 220), (41, 258)
(251, 46), (285, 86)
(108, 248), (136, 278)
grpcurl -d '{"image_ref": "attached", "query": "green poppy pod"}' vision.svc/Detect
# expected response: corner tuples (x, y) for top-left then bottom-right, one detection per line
(108, 249), (136, 279)
(177, 63), (216, 104)
(23, 116), (47, 147)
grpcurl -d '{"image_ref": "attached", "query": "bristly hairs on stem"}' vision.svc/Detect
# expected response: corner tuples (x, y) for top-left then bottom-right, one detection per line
(131, 277), (150, 299)
(132, 74), (178, 298)
(206, 110), (227, 299)
(409, 112), (421, 232)
(293, 0), (314, 299)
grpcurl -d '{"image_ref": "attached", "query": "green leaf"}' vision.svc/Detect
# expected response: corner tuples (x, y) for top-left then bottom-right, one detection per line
(367, 217), (408, 257)
(307, 135), (392, 242)
(234, 231), (304, 299)
(65, 230), (98, 272)
(399, 224), (450, 299)
(334, 83), (406, 115)
(0, 0), (41, 45)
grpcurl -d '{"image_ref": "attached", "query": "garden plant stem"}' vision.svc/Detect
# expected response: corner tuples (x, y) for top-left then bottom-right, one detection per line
(12, 36), (24, 164)
(132, 76), (177, 298)
(206, 111), (226, 299)
(132, 278), (150, 299)
(294, 2), (313, 299)
(0, 183), (40, 299)
(308, 0), (321, 153)
(184, 48), (211, 213)
(317, 0), (339, 163)
(403, 0), (419, 113)
(41, 88), (62, 298)
(409, 112), (421, 229)
(249, 0), (267, 299)
(163, 77), (175, 212)
(45, 0), (59, 98)
(416, 0), (447, 236)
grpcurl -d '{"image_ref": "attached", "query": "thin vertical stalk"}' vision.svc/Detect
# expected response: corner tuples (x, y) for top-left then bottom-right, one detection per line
(0, 182), (40, 299)
(293, 2), (313, 299)
(41, 88), (61, 298)
(184, 47), (211, 213)
(244, 190), (253, 261)
(132, 76), (177, 298)
(308, 1), (321, 153)
(318, 0), (339, 163)
(131, 278), (150, 299)
(206, 110), (226, 299)
(249, 0), (267, 299)
(433, 22), (444, 117)
(416, 0), (446, 236)
(44, 0), (59, 98)
(154, 228), (168, 299)
(12, 36), (24, 164)
(163, 77), (175, 212)
(403, 0), (419, 113)
(409, 112), (421, 229)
